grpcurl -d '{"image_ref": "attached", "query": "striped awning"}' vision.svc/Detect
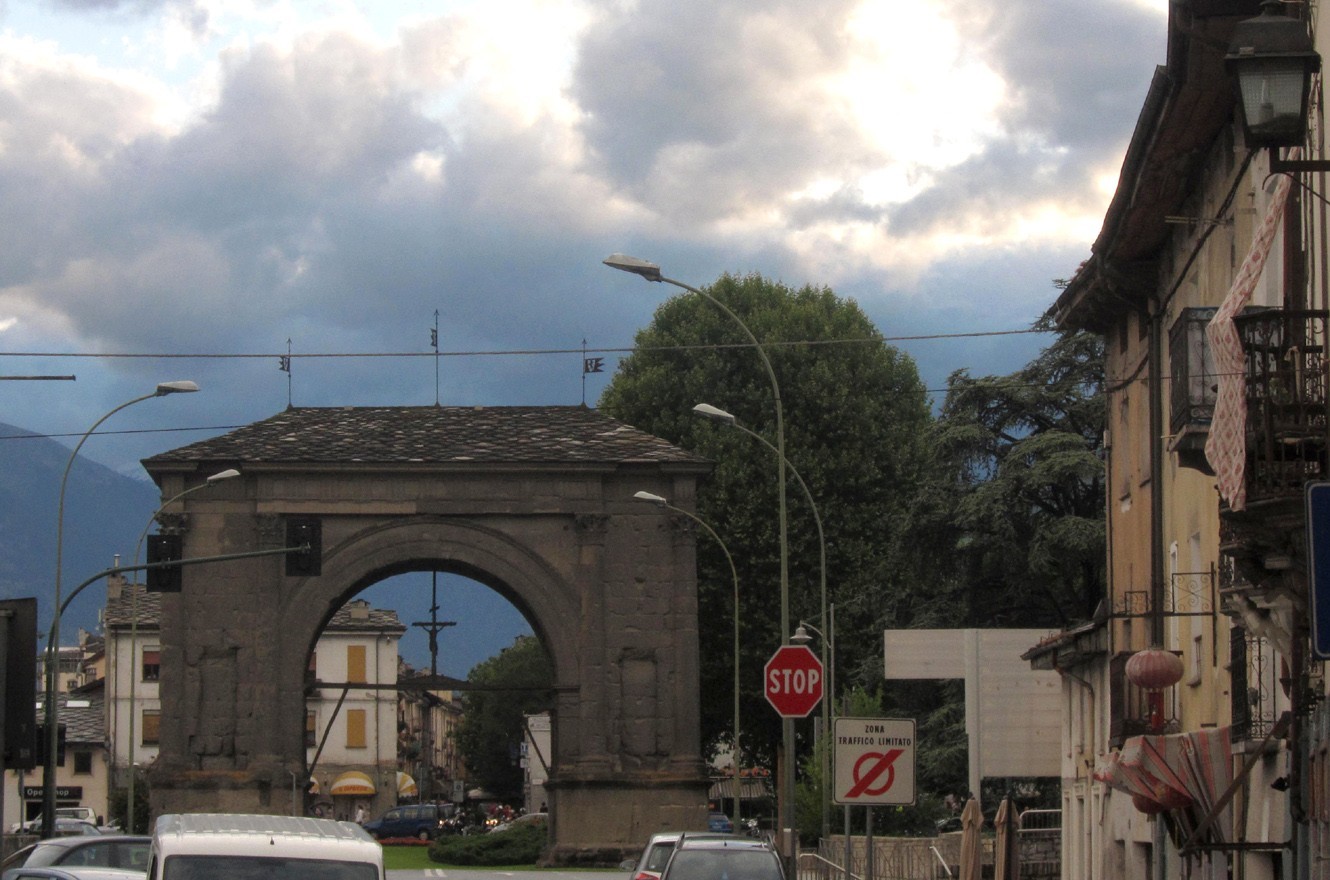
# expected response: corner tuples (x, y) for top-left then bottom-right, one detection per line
(708, 777), (774, 801)
(330, 771), (376, 797)
(397, 771), (418, 797)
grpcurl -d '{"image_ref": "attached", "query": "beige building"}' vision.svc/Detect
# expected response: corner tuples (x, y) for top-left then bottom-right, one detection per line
(1030, 0), (1330, 877)
(4, 632), (114, 830)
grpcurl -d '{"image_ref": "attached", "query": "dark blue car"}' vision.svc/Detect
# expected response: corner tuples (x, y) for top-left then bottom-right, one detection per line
(706, 812), (734, 834)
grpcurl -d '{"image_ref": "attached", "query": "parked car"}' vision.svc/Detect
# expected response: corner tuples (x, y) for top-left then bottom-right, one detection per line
(361, 803), (451, 841)
(705, 812), (733, 834)
(622, 832), (681, 880)
(11, 809), (113, 835)
(658, 833), (783, 880)
(0, 836), (152, 874)
(621, 832), (734, 880)
(2, 866), (145, 880)
(147, 814), (381, 880)
(488, 813), (546, 834)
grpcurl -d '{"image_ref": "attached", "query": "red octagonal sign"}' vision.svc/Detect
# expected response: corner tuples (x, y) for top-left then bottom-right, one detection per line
(765, 645), (824, 718)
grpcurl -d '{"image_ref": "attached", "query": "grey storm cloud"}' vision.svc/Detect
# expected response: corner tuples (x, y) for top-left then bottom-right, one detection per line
(949, 0), (1163, 148)
(572, 0), (870, 221)
(0, 0), (1169, 454)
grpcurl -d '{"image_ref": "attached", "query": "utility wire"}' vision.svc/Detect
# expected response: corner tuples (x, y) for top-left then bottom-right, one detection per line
(0, 328), (1047, 362)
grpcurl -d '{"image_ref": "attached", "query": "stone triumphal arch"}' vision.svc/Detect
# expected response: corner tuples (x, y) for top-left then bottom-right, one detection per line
(140, 405), (712, 863)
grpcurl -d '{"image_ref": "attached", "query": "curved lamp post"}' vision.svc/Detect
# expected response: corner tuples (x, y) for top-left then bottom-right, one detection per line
(695, 402), (830, 841)
(43, 381), (198, 838)
(605, 255), (798, 855)
(633, 491), (744, 828)
(125, 467), (240, 832)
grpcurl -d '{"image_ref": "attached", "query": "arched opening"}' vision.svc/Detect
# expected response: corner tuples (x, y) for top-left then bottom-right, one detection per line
(302, 566), (551, 831)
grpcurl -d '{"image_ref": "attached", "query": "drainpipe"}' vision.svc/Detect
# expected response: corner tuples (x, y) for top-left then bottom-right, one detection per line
(1147, 302), (1168, 879)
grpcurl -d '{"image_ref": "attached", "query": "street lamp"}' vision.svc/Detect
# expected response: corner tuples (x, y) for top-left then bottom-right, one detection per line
(125, 467), (239, 832)
(693, 402), (831, 839)
(633, 491), (744, 829)
(44, 381), (198, 838)
(604, 255), (797, 855)
(1225, 0), (1330, 172)
(790, 615), (837, 840)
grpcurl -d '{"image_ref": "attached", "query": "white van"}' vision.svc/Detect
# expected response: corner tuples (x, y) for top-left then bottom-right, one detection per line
(148, 814), (384, 880)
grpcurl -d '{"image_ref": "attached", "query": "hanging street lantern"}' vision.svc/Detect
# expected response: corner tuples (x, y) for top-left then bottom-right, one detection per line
(1225, 0), (1321, 150)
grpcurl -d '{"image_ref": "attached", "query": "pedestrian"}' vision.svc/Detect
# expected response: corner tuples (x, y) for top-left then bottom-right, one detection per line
(355, 804), (367, 825)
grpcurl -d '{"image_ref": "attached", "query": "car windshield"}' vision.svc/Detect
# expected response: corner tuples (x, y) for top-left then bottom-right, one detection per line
(665, 851), (781, 880)
(644, 843), (675, 872)
(163, 856), (377, 880)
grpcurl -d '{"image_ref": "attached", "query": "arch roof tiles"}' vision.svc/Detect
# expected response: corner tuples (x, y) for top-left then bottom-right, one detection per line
(143, 405), (709, 467)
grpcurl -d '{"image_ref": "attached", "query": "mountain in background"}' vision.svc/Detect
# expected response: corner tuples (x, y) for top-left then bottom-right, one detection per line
(0, 422), (159, 645)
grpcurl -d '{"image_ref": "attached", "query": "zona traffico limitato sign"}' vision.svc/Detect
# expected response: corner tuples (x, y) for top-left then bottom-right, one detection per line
(833, 717), (916, 806)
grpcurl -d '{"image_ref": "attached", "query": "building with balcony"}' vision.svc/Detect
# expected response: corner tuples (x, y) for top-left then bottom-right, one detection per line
(1027, 1), (1325, 878)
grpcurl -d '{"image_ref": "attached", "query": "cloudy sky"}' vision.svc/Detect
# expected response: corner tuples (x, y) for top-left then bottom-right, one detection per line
(1, 0), (1169, 670)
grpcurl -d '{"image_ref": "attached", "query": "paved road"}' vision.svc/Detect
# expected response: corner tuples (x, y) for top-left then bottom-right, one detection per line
(392, 869), (624, 880)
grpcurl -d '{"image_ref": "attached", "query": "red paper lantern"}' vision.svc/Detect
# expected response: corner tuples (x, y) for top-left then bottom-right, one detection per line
(1126, 648), (1184, 691)
(1132, 794), (1167, 815)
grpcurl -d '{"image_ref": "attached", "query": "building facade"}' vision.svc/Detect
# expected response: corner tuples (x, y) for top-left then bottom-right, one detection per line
(1031, 0), (1330, 877)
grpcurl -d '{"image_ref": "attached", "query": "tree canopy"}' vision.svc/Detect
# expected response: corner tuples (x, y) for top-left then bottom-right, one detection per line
(600, 272), (933, 764)
(455, 635), (554, 802)
(904, 319), (1106, 629)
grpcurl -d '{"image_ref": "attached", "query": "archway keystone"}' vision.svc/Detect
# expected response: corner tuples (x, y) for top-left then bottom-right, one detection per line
(142, 406), (711, 862)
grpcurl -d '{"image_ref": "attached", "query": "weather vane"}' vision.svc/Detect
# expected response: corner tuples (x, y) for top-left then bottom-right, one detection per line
(581, 339), (604, 406)
(430, 310), (441, 406)
(278, 339), (293, 408)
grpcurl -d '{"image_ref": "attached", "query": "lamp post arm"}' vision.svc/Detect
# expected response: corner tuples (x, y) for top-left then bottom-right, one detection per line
(45, 390), (162, 838)
(657, 500), (744, 828)
(56, 544), (311, 632)
(727, 420), (831, 841)
(659, 275), (789, 636)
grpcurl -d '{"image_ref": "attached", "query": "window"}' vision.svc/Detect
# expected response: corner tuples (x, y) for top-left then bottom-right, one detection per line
(346, 710), (366, 749)
(305, 711), (317, 749)
(346, 646), (366, 683)
(142, 710), (161, 746)
(142, 648), (161, 682)
(73, 750), (93, 775)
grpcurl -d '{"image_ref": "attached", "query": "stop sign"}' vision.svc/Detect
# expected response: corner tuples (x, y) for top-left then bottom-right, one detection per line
(764, 645), (824, 717)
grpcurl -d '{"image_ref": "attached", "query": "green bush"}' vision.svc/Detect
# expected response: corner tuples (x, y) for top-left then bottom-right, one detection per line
(428, 822), (546, 866)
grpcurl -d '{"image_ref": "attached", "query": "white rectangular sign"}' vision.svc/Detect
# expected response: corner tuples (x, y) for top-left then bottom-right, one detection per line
(833, 717), (916, 806)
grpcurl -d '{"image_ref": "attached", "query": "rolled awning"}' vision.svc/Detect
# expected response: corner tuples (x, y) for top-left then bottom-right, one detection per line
(397, 771), (418, 797)
(330, 771), (376, 797)
(1095, 727), (1234, 845)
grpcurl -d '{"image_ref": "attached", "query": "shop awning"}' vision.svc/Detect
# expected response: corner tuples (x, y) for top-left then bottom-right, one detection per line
(708, 777), (774, 801)
(397, 772), (418, 798)
(330, 771), (376, 797)
(1094, 727), (1233, 845)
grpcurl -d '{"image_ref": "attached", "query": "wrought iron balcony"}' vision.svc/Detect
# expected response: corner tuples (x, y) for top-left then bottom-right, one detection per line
(1233, 308), (1329, 505)
(1230, 628), (1281, 745)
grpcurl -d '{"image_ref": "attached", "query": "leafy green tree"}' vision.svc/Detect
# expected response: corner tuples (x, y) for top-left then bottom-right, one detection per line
(906, 320), (1106, 628)
(600, 273), (932, 767)
(455, 636), (554, 802)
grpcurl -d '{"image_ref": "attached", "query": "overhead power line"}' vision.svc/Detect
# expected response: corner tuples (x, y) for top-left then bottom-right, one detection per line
(0, 327), (1048, 362)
